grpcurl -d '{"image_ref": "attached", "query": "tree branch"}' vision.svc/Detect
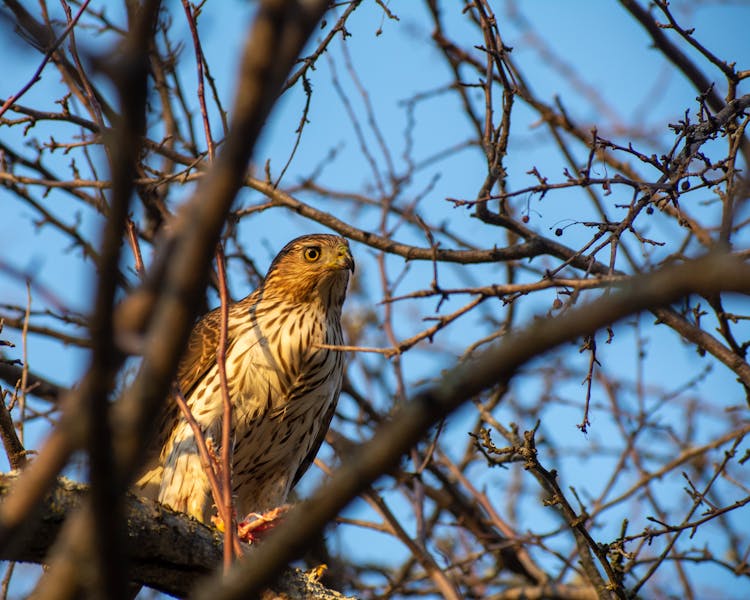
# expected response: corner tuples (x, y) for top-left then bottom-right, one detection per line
(198, 252), (750, 598)
(0, 474), (352, 600)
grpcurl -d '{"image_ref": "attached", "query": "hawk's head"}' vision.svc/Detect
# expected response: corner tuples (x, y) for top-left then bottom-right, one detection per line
(263, 234), (354, 305)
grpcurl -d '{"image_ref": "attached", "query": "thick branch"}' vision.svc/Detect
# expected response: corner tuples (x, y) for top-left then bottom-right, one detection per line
(247, 177), (547, 263)
(619, 0), (726, 113)
(0, 0), (331, 594)
(198, 253), (750, 598)
(0, 474), (351, 599)
(0, 363), (63, 403)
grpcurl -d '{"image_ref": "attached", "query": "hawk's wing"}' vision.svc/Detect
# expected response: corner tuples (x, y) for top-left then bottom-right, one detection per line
(137, 304), (231, 501)
(176, 305), (223, 396)
(144, 304), (225, 462)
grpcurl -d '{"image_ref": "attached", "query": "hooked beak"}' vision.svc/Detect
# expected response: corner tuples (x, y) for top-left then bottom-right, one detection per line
(337, 244), (355, 273)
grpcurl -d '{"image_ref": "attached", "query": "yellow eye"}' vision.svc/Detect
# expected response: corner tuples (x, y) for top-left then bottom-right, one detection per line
(304, 246), (321, 262)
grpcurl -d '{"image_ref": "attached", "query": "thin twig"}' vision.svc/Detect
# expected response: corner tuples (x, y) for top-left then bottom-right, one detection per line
(215, 245), (240, 567)
(0, 0), (93, 120)
(181, 0), (215, 161)
(126, 219), (145, 279)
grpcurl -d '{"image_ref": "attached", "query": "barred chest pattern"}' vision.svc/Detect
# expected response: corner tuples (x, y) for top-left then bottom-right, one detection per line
(136, 234), (353, 524)
(227, 296), (345, 515)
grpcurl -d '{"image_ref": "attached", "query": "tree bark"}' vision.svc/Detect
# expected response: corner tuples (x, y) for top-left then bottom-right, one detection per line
(0, 473), (354, 599)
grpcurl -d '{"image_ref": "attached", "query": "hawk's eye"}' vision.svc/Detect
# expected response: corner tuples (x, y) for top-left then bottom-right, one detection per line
(303, 246), (321, 262)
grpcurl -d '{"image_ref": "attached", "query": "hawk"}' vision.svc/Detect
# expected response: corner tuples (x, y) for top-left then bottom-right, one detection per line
(136, 234), (354, 524)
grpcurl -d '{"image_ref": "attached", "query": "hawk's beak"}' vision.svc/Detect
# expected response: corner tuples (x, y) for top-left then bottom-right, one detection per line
(337, 246), (355, 273)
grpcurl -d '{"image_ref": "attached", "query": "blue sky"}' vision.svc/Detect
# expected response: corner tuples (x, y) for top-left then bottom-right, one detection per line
(1, 1), (750, 597)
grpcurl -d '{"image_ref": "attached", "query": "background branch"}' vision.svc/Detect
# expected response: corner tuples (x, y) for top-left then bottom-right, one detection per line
(201, 253), (750, 599)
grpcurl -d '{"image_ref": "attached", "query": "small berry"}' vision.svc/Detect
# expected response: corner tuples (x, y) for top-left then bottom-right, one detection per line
(646, 206), (654, 214)
(522, 215), (530, 223)
(555, 228), (563, 237)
